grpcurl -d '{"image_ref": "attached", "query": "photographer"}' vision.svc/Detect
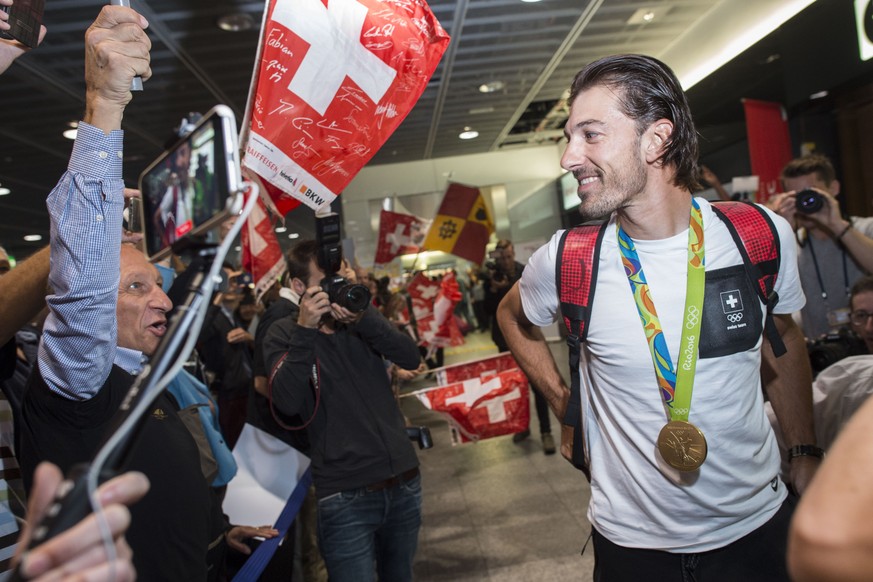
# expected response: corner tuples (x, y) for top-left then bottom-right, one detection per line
(484, 239), (555, 455)
(264, 239), (422, 582)
(767, 154), (873, 340)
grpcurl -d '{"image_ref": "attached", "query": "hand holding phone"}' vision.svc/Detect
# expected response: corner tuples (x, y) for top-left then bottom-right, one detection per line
(0, 0), (44, 48)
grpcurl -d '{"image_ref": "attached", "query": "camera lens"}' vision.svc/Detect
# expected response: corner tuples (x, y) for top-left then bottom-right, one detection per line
(795, 189), (825, 214)
(338, 283), (372, 313)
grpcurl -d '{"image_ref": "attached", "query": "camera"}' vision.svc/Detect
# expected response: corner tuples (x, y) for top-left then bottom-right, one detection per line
(406, 426), (434, 450)
(795, 189), (825, 214)
(807, 328), (867, 374)
(315, 214), (371, 313)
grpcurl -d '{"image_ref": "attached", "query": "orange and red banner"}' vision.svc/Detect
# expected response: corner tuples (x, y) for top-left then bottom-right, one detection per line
(373, 209), (430, 265)
(423, 183), (494, 264)
(743, 99), (792, 204)
(242, 0), (450, 213)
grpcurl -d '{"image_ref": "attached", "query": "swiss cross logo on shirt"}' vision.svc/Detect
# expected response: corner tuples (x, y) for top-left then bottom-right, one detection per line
(720, 290), (744, 314)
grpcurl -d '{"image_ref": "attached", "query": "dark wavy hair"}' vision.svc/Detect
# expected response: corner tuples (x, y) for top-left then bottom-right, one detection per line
(780, 154), (836, 186)
(286, 240), (319, 283)
(569, 54), (701, 191)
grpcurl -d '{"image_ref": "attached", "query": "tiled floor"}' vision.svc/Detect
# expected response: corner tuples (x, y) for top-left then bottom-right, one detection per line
(400, 330), (596, 581)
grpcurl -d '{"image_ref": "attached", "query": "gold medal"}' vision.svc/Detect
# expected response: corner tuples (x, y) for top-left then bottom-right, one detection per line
(657, 420), (707, 471)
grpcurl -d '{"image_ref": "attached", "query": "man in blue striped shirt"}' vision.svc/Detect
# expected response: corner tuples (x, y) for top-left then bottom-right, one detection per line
(15, 6), (240, 580)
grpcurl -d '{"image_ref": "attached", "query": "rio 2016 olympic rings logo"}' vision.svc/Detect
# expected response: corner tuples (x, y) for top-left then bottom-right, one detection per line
(727, 313), (743, 323)
(685, 306), (701, 329)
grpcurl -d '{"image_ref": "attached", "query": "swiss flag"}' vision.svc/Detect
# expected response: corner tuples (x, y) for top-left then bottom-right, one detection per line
(407, 272), (462, 348)
(241, 188), (288, 303)
(438, 353), (520, 384)
(242, 0), (450, 212)
(417, 367), (530, 444)
(374, 210), (430, 265)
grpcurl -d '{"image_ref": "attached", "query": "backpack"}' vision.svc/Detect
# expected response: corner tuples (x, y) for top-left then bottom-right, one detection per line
(557, 200), (784, 476)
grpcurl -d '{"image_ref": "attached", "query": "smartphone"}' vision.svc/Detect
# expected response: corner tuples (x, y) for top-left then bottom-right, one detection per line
(0, 0), (45, 48)
(138, 105), (242, 261)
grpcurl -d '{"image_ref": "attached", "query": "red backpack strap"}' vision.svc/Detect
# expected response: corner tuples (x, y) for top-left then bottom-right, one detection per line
(556, 221), (608, 477)
(711, 200), (786, 356)
(557, 222), (609, 341)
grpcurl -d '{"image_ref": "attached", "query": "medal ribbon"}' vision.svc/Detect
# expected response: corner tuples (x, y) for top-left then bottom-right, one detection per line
(617, 198), (705, 422)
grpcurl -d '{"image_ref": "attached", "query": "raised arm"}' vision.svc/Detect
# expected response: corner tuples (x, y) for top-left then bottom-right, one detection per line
(38, 5), (151, 399)
(0, 246), (49, 344)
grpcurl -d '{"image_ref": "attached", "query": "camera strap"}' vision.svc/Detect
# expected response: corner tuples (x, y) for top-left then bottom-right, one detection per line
(805, 234), (849, 303)
(267, 354), (321, 431)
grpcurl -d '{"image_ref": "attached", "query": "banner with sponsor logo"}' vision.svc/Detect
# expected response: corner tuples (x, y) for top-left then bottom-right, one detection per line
(242, 0), (450, 213)
(423, 183), (494, 264)
(374, 209), (430, 265)
(416, 359), (530, 444)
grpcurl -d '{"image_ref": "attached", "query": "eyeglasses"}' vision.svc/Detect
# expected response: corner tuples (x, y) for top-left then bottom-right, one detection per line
(850, 310), (873, 326)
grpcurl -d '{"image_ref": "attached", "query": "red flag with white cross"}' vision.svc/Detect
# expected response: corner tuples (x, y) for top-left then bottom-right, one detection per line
(242, 0), (450, 212)
(416, 367), (530, 444)
(373, 209), (431, 265)
(241, 189), (287, 303)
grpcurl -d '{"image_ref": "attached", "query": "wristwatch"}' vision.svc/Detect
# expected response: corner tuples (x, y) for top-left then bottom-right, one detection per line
(787, 444), (825, 461)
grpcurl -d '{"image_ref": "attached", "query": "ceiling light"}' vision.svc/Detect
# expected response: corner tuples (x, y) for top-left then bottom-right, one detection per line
(217, 13), (255, 32)
(0, 187), (9, 196)
(459, 127), (479, 140)
(63, 129), (77, 140)
(810, 90), (829, 100)
(627, 7), (669, 25)
(23, 234), (42, 242)
(275, 225), (287, 233)
(469, 106), (495, 115)
(478, 80), (505, 93)
(677, 0), (815, 89)
(520, 0), (542, 3)
(288, 233), (300, 240)
(234, 245), (241, 251)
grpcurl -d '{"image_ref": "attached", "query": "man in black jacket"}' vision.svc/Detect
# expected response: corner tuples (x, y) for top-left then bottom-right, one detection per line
(265, 240), (422, 582)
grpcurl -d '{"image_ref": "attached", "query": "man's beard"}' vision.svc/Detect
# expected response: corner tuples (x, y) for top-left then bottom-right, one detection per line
(576, 152), (647, 222)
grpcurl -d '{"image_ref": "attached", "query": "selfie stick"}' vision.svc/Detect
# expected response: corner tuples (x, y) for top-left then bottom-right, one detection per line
(109, 0), (143, 91)
(9, 185), (257, 580)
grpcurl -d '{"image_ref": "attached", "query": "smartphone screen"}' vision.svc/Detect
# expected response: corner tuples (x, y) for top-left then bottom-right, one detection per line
(138, 105), (241, 261)
(0, 0), (44, 48)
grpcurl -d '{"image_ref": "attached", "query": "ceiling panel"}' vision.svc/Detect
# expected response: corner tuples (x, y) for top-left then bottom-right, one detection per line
(0, 0), (810, 259)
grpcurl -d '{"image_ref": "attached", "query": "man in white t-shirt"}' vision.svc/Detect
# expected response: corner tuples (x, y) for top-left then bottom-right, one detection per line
(497, 54), (820, 581)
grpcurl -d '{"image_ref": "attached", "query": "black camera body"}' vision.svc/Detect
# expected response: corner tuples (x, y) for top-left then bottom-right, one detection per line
(315, 214), (371, 313)
(795, 189), (825, 214)
(807, 328), (867, 374)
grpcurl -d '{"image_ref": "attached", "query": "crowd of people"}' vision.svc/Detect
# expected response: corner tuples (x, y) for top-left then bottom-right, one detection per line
(4, 2), (873, 581)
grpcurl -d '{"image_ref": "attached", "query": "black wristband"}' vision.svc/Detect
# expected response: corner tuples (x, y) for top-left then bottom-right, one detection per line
(837, 222), (852, 240)
(787, 444), (824, 461)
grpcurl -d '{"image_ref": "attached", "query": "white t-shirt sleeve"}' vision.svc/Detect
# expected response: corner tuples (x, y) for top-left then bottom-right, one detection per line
(518, 232), (564, 327)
